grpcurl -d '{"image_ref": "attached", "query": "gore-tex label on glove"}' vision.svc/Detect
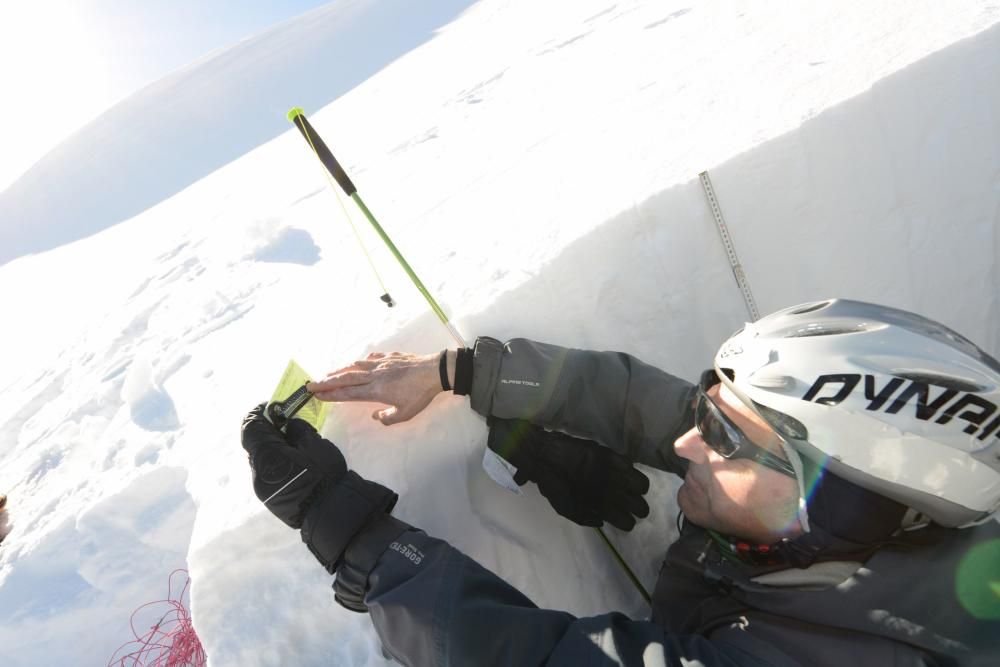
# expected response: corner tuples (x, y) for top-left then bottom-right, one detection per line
(482, 449), (522, 494)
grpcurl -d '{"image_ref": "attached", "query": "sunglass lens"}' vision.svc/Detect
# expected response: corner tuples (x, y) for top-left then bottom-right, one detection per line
(696, 391), (739, 457)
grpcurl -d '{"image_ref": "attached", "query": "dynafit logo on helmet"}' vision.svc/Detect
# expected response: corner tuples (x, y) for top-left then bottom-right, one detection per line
(803, 374), (1000, 442)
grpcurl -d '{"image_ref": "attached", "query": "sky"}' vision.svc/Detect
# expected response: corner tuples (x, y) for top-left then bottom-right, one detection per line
(0, 0), (333, 192)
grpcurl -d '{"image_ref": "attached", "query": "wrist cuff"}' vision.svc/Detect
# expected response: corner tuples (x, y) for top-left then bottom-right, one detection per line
(438, 350), (451, 391)
(453, 347), (473, 395)
(300, 471), (397, 575)
(334, 514), (412, 613)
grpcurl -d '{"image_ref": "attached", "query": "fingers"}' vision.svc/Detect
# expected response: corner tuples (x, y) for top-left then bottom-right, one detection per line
(374, 406), (397, 424)
(284, 416), (318, 442)
(618, 467), (650, 495)
(311, 353), (405, 383)
(286, 419), (347, 478)
(308, 370), (373, 393)
(602, 449), (650, 496)
(538, 478), (603, 527)
(318, 351), (413, 377)
(242, 402), (270, 429)
(604, 504), (638, 532)
(310, 372), (393, 403)
(605, 466), (650, 526)
(317, 382), (396, 404)
(312, 387), (369, 402)
(375, 406), (414, 426)
(241, 403), (287, 453)
(622, 491), (651, 519)
(601, 485), (650, 529)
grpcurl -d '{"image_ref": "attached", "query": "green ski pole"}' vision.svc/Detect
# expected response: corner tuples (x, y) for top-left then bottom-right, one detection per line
(287, 107), (466, 348)
(595, 522), (652, 605)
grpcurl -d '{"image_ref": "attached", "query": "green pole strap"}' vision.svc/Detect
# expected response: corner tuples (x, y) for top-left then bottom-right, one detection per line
(349, 192), (453, 329)
(594, 527), (652, 605)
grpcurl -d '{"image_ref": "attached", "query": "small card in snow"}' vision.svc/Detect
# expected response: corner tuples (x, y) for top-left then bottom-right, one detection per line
(482, 449), (522, 495)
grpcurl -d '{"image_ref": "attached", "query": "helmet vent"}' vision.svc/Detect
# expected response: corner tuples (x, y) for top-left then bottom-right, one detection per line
(788, 300), (832, 315)
(892, 372), (984, 393)
(753, 401), (809, 440)
(786, 323), (873, 338)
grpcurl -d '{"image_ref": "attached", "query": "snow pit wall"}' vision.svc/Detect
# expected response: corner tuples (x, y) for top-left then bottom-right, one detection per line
(461, 20), (999, 380)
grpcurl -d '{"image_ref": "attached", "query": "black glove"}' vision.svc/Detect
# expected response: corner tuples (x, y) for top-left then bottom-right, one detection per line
(241, 404), (402, 578)
(487, 418), (650, 531)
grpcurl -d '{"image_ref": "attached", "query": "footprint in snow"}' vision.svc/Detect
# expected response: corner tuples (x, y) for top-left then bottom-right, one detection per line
(251, 227), (321, 265)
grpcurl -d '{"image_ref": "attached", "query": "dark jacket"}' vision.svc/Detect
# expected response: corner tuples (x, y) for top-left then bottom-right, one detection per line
(356, 337), (1000, 666)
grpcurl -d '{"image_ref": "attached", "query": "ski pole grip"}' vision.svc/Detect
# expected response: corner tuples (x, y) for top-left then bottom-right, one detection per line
(287, 107), (358, 196)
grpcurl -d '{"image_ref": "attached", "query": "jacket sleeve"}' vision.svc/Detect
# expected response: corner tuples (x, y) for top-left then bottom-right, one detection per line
(364, 528), (764, 667)
(468, 337), (695, 474)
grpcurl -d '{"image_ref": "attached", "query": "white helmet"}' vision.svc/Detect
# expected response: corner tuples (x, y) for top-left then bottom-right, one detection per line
(714, 298), (1000, 528)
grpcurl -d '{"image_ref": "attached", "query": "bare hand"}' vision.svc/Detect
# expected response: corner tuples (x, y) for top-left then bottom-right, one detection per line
(306, 352), (444, 425)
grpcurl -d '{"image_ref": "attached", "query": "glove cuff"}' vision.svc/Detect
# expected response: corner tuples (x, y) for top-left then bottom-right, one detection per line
(300, 470), (397, 574)
(333, 514), (412, 613)
(486, 417), (536, 481)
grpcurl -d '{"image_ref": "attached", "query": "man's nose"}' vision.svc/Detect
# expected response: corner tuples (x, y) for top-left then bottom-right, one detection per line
(673, 427), (710, 464)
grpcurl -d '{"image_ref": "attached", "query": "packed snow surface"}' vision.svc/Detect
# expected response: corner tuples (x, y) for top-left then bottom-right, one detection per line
(1, 1), (998, 665)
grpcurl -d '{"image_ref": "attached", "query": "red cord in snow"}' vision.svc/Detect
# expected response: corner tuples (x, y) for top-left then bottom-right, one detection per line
(107, 568), (206, 667)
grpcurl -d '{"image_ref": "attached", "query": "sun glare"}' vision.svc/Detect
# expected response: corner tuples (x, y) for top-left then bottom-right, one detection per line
(0, 1), (113, 189)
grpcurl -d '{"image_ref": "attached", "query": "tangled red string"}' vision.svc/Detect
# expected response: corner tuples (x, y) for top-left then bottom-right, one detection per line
(107, 568), (206, 667)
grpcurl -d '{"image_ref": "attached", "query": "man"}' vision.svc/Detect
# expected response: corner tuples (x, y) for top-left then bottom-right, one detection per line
(241, 299), (1000, 665)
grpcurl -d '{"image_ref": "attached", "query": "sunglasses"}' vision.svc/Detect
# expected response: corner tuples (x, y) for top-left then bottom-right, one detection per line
(694, 369), (796, 478)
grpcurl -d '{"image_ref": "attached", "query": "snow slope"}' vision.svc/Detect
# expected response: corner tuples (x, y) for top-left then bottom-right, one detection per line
(0, 1), (998, 665)
(0, 0), (480, 267)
